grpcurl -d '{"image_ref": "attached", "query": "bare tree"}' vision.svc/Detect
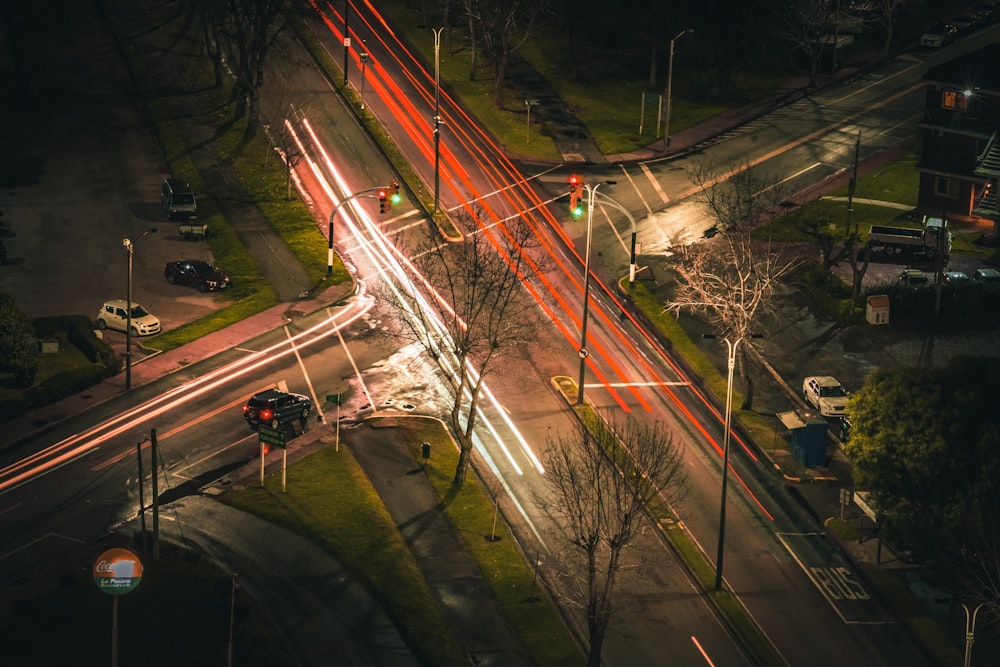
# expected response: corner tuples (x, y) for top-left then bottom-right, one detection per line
(461, 0), (548, 109)
(667, 162), (801, 409)
(214, 0), (287, 137)
(846, 234), (872, 313)
(791, 213), (845, 268)
(381, 210), (538, 485)
(259, 78), (308, 200)
(872, 0), (918, 56)
(188, 0), (227, 89)
(771, 0), (839, 88)
(539, 414), (687, 667)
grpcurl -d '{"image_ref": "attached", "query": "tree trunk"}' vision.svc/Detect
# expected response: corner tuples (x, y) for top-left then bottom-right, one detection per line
(587, 633), (604, 667)
(245, 85), (261, 138)
(453, 443), (472, 485)
(738, 347), (754, 411)
(467, 14), (477, 81)
(493, 56), (506, 110)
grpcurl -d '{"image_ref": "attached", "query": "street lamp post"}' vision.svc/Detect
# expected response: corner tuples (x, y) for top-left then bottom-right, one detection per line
(702, 333), (759, 590)
(714, 336), (739, 590)
(574, 181), (640, 404)
(433, 27), (444, 213)
(963, 602), (984, 667)
(359, 48), (369, 109)
(576, 182), (604, 405)
(122, 229), (155, 390)
(663, 28), (693, 153)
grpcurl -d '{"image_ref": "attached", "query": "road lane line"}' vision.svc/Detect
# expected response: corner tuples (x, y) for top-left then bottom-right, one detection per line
(639, 162), (670, 204)
(285, 324), (325, 424)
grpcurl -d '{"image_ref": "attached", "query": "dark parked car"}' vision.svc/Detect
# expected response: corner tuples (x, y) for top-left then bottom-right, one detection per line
(973, 1), (999, 22)
(943, 271), (971, 291)
(164, 259), (231, 292)
(949, 13), (979, 35)
(161, 177), (198, 220)
(921, 22), (958, 47)
(243, 389), (312, 430)
(972, 267), (1000, 288)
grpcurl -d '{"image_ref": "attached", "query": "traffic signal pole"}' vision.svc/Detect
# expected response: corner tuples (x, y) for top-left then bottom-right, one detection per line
(326, 183), (402, 276)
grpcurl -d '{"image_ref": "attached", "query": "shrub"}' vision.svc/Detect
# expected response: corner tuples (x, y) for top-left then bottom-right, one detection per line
(26, 363), (108, 408)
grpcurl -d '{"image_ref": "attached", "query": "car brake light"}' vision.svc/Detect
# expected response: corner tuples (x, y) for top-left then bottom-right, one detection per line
(261, 409), (272, 420)
(242, 405), (250, 413)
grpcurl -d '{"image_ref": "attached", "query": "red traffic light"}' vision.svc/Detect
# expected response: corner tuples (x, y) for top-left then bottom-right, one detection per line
(378, 190), (387, 214)
(569, 175), (584, 217)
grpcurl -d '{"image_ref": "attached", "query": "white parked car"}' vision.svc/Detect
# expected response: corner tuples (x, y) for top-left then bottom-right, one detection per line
(802, 376), (849, 417)
(97, 299), (162, 337)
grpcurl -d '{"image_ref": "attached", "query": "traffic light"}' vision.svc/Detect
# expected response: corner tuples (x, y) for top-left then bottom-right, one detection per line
(569, 175), (584, 218)
(389, 179), (401, 206)
(378, 189), (387, 214)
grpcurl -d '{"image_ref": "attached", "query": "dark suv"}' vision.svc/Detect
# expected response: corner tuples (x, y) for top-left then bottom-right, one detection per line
(243, 389), (312, 430)
(161, 177), (198, 220)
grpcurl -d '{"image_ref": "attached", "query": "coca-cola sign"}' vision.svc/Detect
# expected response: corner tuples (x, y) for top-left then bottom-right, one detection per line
(93, 547), (143, 595)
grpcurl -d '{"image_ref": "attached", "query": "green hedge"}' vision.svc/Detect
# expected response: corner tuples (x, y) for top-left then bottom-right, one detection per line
(25, 363), (109, 408)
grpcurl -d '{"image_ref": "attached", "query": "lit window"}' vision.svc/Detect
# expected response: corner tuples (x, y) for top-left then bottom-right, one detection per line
(941, 90), (968, 111)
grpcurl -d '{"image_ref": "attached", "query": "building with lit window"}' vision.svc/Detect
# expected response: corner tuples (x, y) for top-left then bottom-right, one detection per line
(917, 44), (1000, 241)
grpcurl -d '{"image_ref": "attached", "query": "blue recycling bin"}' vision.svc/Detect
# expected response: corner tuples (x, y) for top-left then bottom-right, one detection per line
(778, 410), (828, 467)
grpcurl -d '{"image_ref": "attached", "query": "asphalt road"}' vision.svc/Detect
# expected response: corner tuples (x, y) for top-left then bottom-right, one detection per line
(4, 2), (1000, 666)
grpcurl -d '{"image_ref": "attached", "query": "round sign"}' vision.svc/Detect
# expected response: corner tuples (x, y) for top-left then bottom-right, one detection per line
(93, 547), (143, 595)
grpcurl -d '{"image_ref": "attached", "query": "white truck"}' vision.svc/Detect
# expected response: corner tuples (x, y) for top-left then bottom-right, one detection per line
(866, 216), (951, 260)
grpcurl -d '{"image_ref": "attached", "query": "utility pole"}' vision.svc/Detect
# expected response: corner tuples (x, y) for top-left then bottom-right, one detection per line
(151, 428), (160, 561)
(136, 439), (147, 555)
(343, 0), (350, 86)
(847, 131), (862, 314)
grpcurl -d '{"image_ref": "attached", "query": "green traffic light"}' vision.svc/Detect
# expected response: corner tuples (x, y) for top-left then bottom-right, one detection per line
(572, 205), (583, 218)
(390, 193), (401, 205)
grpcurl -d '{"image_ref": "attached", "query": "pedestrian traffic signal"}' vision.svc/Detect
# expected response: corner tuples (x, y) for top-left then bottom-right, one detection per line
(378, 189), (387, 214)
(389, 179), (401, 206)
(569, 175), (584, 218)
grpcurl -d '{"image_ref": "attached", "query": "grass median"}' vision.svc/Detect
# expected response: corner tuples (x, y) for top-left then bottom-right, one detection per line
(222, 418), (584, 667)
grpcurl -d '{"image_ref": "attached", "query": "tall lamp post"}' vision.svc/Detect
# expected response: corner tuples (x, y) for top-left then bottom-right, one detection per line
(576, 181), (606, 405)
(963, 602), (984, 667)
(702, 333), (759, 590)
(432, 27), (444, 213)
(123, 229), (155, 390)
(359, 47), (369, 109)
(663, 28), (693, 153)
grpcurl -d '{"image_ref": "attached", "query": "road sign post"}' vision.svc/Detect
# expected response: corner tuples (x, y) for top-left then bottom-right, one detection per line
(258, 426), (286, 487)
(328, 392), (345, 451)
